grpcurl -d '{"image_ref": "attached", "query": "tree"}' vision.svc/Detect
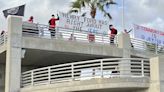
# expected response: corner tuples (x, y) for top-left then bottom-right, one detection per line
(69, 0), (117, 19)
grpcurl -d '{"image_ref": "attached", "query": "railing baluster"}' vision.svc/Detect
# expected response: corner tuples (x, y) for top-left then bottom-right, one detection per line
(4, 33), (6, 44)
(141, 60), (144, 77)
(100, 60), (103, 78)
(48, 67), (51, 84)
(71, 64), (74, 80)
(31, 71), (34, 86)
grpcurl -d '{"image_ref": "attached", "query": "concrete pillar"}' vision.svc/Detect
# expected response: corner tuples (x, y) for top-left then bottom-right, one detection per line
(5, 16), (22, 92)
(117, 32), (131, 76)
(148, 56), (164, 92)
(118, 32), (131, 49)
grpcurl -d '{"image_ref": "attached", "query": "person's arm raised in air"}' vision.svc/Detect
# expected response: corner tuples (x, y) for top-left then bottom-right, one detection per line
(56, 14), (59, 20)
(127, 29), (133, 33)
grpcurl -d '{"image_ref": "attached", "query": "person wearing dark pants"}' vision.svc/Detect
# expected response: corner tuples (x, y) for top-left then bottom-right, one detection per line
(49, 27), (55, 37)
(49, 14), (59, 38)
(109, 25), (117, 44)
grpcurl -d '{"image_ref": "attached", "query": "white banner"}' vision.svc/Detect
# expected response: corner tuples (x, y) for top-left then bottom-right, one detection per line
(58, 12), (109, 34)
(134, 24), (164, 45)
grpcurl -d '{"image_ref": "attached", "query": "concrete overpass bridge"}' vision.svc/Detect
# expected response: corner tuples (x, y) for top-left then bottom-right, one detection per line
(0, 16), (164, 92)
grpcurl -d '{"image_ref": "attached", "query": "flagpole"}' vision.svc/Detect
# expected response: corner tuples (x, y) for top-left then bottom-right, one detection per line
(122, 0), (125, 30)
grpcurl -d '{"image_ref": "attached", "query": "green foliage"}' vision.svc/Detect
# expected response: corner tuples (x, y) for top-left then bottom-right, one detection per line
(69, 0), (117, 19)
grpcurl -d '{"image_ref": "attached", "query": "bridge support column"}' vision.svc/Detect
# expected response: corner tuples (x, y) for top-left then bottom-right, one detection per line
(5, 16), (22, 92)
(148, 56), (164, 92)
(118, 32), (131, 76)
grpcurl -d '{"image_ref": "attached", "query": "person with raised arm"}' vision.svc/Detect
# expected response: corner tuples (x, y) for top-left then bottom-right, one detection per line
(49, 14), (59, 37)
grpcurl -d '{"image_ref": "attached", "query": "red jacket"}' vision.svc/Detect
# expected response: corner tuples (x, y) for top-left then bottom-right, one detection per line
(49, 18), (59, 28)
(28, 19), (33, 23)
(110, 28), (117, 34)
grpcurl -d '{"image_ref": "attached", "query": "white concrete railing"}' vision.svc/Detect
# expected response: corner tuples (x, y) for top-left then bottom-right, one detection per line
(131, 38), (164, 53)
(22, 22), (118, 45)
(21, 58), (150, 87)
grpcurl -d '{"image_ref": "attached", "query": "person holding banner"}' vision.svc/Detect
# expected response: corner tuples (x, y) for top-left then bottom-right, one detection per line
(49, 14), (59, 37)
(109, 25), (117, 44)
(28, 16), (34, 23)
(124, 29), (132, 34)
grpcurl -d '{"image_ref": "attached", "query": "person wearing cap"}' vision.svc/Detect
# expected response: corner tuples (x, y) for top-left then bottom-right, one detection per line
(49, 14), (59, 37)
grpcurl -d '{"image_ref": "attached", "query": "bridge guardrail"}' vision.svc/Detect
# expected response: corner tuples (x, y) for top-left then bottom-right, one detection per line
(0, 33), (7, 45)
(1, 23), (164, 55)
(22, 22), (118, 45)
(131, 38), (164, 53)
(21, 58), (150, 87)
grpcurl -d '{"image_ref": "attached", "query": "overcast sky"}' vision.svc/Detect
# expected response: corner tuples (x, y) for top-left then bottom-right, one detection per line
(0, 0), (164, 32)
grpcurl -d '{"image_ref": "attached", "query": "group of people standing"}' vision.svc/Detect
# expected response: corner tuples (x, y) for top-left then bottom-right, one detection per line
(26, 14), (132, 45)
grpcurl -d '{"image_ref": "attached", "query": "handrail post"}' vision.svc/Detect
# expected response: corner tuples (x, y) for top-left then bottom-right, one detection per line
(48, 67), (51, 84)
(100, 60), (103, 78)
(71, 64), (74, 80)
(102, 33), (104, 44)
(4, 33), (6, 44)
(55, 27), (61, 39)
(0, 35), (2, 44)
(31, 71), (34, 86)
(141, 60), (144, 77)
(56, 27), (59, 38)
(155, 44), (158, 54)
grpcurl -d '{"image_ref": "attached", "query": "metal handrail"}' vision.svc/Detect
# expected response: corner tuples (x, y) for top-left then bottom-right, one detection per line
(21, 58), (150, 87)
(22, 22), (118, 45)
(131, 38), (164, 53)
(0, 33), (7, 45)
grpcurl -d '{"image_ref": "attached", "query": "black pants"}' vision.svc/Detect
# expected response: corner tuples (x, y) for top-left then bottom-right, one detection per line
(110, 36), (115, 44)
(49, 28), (55, 37)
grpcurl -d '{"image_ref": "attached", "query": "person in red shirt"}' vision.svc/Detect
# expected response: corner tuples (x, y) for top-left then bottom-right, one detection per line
(28, 16), (33, 23)
(49, 14), (59, 37)
(109, 25), (117, 44)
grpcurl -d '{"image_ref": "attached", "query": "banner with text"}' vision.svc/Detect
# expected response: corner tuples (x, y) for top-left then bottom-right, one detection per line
(58, 12), (109, 34)
(134, 24), (164, 45)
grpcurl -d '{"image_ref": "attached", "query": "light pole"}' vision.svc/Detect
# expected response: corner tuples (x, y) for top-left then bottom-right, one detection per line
(122, 0), (125, 30)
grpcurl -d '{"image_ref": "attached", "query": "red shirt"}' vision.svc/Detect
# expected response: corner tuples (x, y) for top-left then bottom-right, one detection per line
(110, 28), (117, 34)
(49, 18), (59, 28)
(28, 19), (33, 23)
